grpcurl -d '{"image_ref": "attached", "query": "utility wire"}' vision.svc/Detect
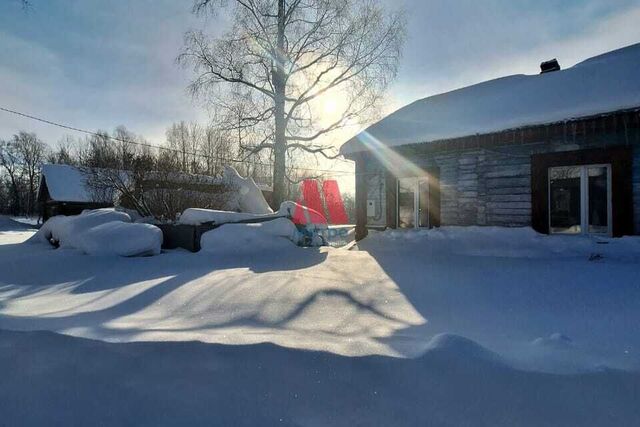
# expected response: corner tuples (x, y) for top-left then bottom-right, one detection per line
(0, 105), (355, 176)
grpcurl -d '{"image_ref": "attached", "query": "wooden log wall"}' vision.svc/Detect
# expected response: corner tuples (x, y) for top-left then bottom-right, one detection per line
(359, 110), (640, 234)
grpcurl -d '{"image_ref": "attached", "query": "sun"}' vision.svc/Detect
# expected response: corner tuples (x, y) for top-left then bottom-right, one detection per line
(323, 97), (339, 115)
(319, 94), (349, 126)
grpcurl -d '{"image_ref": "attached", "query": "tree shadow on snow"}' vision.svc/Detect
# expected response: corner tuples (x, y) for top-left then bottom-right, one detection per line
(0, 243), (328, 335)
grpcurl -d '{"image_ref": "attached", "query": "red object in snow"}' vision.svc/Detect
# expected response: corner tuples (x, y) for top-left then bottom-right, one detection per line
(301, 179), (325, 218)
(322, 180), (348, 224)
(290, 201), (327, 226)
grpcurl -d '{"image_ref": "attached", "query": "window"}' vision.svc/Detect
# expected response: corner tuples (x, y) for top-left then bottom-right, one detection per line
(397, 177), (430, 228)
(548, 165), (611, 235)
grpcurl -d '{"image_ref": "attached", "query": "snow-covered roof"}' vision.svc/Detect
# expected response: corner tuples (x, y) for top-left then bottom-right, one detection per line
(39, 164), (98, 203)
(38, 164), (273, 205)
(340, 43), (640, 156)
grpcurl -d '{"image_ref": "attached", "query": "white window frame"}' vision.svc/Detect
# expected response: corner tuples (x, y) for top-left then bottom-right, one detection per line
(396, 177), (430, 229)
(547, 164), (612, 236)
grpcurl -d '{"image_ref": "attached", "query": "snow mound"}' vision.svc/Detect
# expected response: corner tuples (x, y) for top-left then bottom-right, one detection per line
(29, 209), (162, 257)
(223, 166), (273, 214)
(30, 209), (131, 247)
(423, 333), (505, 364)
(178, 208), (284, 225)
(178, 208), (281, 226)
(80, 222), (162, 257)
(178, 201), (327, 228)
(531, 333), (573, 350)
(362, 226), (640, 260)
(200, 217), (302, 254)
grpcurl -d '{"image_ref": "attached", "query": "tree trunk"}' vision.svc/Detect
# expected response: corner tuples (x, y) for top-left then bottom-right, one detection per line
(272, 0), (287, 207)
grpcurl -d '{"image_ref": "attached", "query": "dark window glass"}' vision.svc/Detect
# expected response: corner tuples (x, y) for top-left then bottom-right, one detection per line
(398, 178), (415, 228)
(549, 167), (581, 234)
(418, 178), (430, 228)
(588, 166), (608, 233)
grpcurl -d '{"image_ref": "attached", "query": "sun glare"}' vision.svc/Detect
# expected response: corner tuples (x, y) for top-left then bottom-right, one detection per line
(323, 98), (339, 115)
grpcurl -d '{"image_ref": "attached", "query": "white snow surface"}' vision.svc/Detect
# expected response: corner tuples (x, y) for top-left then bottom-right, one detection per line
(341, 43), (640, 155)
(200, 217), (302, 254)
(28, 209), (162, 257)
(178, 207), (287, 226)
(178, 208), (276, 225)
(2, 219), (640, 425)
(80, 221), (162, 257)
(178, 201), (324, 227)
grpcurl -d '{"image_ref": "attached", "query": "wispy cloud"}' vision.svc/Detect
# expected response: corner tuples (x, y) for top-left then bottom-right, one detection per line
(0, 0), (637, 155)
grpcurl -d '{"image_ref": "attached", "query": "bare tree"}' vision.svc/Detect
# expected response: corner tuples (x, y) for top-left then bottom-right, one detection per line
(0, 139), (22, 214)
(47, 135), (80, 166)
(179, 0), (405, 204)
(166, 121), (191, 172)
(13, 132), (47, 216)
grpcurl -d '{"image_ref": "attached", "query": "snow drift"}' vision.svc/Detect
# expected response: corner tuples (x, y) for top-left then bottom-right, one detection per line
(200, 217), (302, 254)
(29, 209), (162, 257)
(3, 329), (639, 427)
(362, 226), (640, 260)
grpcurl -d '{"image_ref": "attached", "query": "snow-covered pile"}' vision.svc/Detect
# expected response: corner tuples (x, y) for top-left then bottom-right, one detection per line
(178, 208), (280, 226)
(3, 329), (638, 427)
(79, 221), (162, 257)
(29, 209), (162, 257)
(183, 201), (329, 249)
(223, 166), (273, 214)
(178, 201), (326, 227)
(341, 42), (640, 154)
(200, 217), (302, 254)
(362, 226), (640, 260)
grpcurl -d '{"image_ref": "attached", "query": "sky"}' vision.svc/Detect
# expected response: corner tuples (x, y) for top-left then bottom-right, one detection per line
(1, 0), (640, 187)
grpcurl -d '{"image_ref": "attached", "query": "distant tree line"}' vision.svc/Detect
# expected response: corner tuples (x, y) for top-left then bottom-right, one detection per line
(0, 121), (350, 220)
(0, 132), (47, 216)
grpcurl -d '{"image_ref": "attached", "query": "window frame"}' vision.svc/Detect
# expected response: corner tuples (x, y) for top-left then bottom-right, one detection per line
(396, 176), (430, 229)
(547, 163), (612, 236)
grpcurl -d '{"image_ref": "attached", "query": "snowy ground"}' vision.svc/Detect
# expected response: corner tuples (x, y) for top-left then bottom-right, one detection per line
(1, 215), (639, 425)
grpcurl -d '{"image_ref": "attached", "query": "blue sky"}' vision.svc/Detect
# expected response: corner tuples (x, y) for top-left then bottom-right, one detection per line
(1, 0), (639, 149)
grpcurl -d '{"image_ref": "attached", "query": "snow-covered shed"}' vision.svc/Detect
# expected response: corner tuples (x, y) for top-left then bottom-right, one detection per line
(341, 43), (640, 239)
(37, 164), (114, 221)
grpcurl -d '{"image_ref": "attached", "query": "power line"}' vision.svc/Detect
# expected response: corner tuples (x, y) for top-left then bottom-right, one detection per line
(0, 105), (355, 176)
